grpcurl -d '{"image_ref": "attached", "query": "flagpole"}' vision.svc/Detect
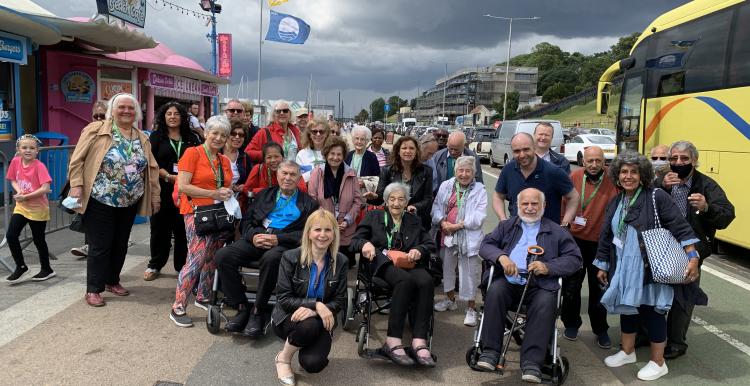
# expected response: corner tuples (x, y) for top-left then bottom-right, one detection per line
(257, 0), (264, 113)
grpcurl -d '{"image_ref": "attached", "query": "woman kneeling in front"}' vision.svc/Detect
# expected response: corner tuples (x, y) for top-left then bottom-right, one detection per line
(272, 209), (348, 385)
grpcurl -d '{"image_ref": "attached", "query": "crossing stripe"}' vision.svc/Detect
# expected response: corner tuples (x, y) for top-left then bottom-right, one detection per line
(702, 265), (750, 292)
(692, 316), (750, 358)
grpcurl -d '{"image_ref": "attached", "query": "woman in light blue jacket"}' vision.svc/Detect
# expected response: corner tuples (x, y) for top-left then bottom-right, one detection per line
(431, 155), (487, 327)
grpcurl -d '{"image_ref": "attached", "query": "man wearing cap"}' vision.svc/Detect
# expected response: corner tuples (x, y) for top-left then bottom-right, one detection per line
(295, 108), (309, 131)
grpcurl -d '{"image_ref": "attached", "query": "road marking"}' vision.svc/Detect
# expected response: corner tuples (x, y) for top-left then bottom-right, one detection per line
(692, 316), (750, 357)
(702, 265), (750, 292)
(482, 170), (500, 179)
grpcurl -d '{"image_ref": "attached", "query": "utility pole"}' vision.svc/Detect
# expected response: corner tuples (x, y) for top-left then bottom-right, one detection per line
(442, 63), (447, 124)
(257, 0), (264, 111)
(201, 1), (222, 115)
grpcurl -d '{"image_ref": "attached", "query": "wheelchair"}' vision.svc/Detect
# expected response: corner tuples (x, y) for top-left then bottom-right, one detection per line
(341, 258), (436, 361)
(465, 253), (570, 385)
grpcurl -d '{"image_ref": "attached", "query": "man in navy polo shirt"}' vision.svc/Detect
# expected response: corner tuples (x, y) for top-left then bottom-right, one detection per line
(492, 133), (579, 225)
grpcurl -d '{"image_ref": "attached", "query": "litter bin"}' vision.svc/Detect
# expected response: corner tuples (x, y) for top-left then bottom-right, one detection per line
(35, 131), (69, 199)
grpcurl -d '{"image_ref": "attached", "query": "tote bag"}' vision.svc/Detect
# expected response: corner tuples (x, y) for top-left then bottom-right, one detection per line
(641, 189), (690, 284)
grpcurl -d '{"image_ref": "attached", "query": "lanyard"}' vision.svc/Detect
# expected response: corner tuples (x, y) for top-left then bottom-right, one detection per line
(453, 181), (467, 212)
(352, 153), (363, 176)
(203, 144), (223, 189)
(169, 138), (183, 158)
(275, 189), (297, 211)
(617, 186), (642, 235)
(384, 211), (401, 249)
(112, 124), (134, 159)
(266, 165), (277, 186)
(283, 130), (295, 158)
(580, 174), (603, 211)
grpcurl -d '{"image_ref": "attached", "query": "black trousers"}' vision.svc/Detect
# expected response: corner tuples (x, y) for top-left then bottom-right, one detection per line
(6, 213), (50, 270)
(667, 280), (699, 351)
(379, 265), (433, 339)
(147, 193), (187, 272)
(214, 239), (287, 311)
(84, 198), (137, 293)
(561, 237), (609, 335)
(621, 305), (667, 343)
(274, 316), (332, 373)
(480, 275), (557, 369)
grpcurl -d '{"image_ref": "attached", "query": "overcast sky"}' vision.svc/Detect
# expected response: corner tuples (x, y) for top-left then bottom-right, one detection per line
(33, 0), (688, 116)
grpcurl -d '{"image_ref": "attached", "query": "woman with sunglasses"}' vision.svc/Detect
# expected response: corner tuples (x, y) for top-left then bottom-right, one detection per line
(296, 117), (330, 183)
(144, 101), (202, 281)
(225, 121), (253, 190)
(245, 100), (302, 163)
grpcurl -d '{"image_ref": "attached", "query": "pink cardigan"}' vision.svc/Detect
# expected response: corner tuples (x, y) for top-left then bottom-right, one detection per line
(308, 165), (363, 246)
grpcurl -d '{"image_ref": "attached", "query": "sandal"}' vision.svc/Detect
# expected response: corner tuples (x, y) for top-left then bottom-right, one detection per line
(381, 344), (415, 366)
(274, 352), (296, 386)
(411, 345), (437, 367)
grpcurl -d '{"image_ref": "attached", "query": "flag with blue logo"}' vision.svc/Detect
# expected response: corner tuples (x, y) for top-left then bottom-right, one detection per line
(265, 11), (310, 45)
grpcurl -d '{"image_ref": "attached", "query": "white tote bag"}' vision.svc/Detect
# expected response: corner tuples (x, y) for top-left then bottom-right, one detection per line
(641, 189), (690, 284)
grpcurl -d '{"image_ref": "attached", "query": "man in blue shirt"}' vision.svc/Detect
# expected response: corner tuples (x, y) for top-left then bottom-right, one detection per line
(476, 188), (582, 382)
(492, 133), (579, 226)
(215, 161), (319, 338)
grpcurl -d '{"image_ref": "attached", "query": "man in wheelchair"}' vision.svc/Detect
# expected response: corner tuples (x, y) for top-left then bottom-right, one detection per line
(215, 160), (319, 338)
(476, 188), (582, 383)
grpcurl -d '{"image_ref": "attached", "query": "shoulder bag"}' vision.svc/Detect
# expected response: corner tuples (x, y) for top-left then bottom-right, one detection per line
(641, 189), (690, 284)
(192, 154), (236, 236)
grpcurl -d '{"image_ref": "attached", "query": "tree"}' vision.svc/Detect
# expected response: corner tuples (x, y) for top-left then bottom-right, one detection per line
(609, 32), (640, 62)
(542, 82), (573, 103)
(369, 97), (385, 121)
(490, 90), (520, 119)
(355, 109), (369, 123)
(387, 95), (407, 113)
(409, 98), (417, 110)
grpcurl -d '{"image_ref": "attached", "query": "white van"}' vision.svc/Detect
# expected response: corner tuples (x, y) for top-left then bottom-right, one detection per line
(489, 119), (564, 168)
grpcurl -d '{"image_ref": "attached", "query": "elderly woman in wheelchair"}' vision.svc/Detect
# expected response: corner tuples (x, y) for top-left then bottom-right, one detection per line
(475, 188), (581, 383)
(350, 182), (437, 367)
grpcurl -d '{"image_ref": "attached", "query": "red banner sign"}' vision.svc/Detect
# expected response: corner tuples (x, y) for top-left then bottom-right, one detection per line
(218, 33), (232, 78)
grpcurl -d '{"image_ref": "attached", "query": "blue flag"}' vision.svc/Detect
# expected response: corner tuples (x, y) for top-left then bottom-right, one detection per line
(265, 10), (310, 44)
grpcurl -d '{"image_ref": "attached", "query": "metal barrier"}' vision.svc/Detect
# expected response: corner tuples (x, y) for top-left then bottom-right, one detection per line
(0, 146), (77, 272)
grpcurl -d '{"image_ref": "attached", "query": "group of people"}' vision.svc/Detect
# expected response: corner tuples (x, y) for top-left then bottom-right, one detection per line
(5, 93), (735, 384)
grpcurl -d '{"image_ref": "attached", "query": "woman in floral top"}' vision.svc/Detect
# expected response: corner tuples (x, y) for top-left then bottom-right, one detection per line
(68, 93), (160, 307)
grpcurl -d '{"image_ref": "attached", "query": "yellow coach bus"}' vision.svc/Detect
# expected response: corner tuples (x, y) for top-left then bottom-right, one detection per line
(597, 0), (750, 249)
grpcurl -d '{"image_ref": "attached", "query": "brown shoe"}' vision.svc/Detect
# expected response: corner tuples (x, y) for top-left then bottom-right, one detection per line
(85, 292), (105, 307)
(143, 270), (159, 281)
(105, 284), (130, 296)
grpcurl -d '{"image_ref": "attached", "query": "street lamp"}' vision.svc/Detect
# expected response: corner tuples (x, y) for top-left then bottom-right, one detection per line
(200, 1), (222, 115)
(483, 14), (540, 121)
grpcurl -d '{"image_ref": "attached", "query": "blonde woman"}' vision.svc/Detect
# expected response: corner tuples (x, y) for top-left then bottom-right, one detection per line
(272, 209), (348, 385)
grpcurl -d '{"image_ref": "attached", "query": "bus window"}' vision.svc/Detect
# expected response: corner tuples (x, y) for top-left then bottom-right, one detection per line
(728, 3), (750, 87)
(618, 74), (643, 151)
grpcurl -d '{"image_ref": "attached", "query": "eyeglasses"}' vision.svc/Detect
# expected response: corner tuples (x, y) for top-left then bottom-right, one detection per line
(330, 131), (340, 135)
(231, 132), (245, 138)
(310, 130), (325, 135)
(434, 134), (448, 139)
(669, 156), (691, 162)
(93, 114), (105, 121)
(225, 109), (244, 114)
(651, 156), (667, 161)
(275, 108), (290, 114)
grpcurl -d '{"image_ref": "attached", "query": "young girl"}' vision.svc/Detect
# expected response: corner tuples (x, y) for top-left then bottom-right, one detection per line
(5, 134), (54, 282)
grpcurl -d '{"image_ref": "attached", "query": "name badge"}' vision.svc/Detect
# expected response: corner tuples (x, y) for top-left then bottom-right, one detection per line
(612, 237), (624, 249)
(382, 249), (389, 257)
(262, 218), (271, 228)
(574, 216), (587, 226)
(173, 163), (179, 173)
(124, 164), (137, 174)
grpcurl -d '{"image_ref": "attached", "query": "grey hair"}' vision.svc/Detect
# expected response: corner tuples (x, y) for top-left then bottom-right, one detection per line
(383, 182), (411, 204)
(278, 159), (301, 173)
(669, 140), (700, 164)
(226, 98), (243, 107)
(351, 125), (372, 140)
(268, 99), (291, 122)
(455, 155), (476, 174)
(418, 133), (437, 148)
(608, 150), (654, 190)
(205, 115), (231, 136)
(106, 93), (142, 121)
(448, 130), (466, 144)
(516, 188), (546, 208)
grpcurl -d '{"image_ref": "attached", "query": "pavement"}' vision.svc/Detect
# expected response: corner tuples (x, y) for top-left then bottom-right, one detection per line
(0, 163), (749, 385)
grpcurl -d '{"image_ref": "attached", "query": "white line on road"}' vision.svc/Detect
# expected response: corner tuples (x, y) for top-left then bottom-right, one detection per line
(702, 265), (750, 292)
(692, 316), (750, 358)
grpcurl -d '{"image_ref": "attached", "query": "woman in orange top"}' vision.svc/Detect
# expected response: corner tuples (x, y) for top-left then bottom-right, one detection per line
(170, 115), (234, 328)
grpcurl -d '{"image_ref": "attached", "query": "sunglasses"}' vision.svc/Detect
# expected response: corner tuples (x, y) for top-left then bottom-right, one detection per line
(669, 156), (691, 162)
(651, 156), (667, 161)
(231, 132), (245, 138)
(434, 134), (448, 139)
(225, 109), (244, 114)
(93, 114), (105, 121)
(330, 131), (340, 135)
(310, 130), (325, 135)
(275, 108), (291, 114)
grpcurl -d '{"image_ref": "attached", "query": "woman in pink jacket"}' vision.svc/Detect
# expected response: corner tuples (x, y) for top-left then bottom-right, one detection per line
(308, 136), (363, 268)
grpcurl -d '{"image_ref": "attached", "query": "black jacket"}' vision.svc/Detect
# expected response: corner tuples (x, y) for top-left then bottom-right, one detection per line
(547, 149), (571, 175)
(240, 186), (319, 248)
(369, 164), (433, 228)
(272, 248), (348, 327)
(149, 130), (201, 202)
(350, 210), (436, 275)
(595, 187), (698, 285)
(661, 170), (735, 259)
(345, 150), (381, 177)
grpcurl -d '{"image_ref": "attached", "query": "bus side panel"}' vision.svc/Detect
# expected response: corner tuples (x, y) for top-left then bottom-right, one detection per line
(715, 152), (748, 248)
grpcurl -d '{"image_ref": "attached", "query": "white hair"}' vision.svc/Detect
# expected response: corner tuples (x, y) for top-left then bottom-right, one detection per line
(455, 155), (476, 174)
(267, 99), (291, 122)
(351, 125), (372, 140)
(516, 188), (546, 208)
(106, 93), (142, 121)
(383, 182), (411, 204)
(205, 115), (231, 136)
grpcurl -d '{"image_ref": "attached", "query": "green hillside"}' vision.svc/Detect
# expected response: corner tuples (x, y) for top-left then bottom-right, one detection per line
(540, 93), (620, 129)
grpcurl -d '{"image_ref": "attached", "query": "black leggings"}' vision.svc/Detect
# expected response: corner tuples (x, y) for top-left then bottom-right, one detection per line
(273, 316), (332, 373)
(379, 265), (434, 339)
(5, 213), (50, 270)
(620, 305), (667, 343)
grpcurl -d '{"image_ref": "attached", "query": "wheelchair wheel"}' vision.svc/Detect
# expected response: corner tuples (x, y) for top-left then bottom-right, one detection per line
(356, 325), (367, 357)
(206, 305), (221, 334)
(553, 356), (570, 385)
(342, 287), (355, 331)
(465, 346), (479, 369)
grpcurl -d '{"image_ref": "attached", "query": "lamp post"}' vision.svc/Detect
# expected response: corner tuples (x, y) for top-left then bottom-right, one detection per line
(483, 14), (540, 121)
(200, 0), (222, 115)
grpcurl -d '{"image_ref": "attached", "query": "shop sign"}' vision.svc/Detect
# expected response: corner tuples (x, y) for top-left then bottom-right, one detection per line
(201, 82), (218, 96)
(148, 71), (218, 97)
(101, 80), (133, 100)
(96, 0), (147, 28)
(61, 71), (95, 103)
(0, 31), (27, 65)
(0, 105), (12, 140)
(218, 33), (232, 78)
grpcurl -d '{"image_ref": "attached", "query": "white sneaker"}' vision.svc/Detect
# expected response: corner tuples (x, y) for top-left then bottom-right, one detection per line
(463, 308), (478, 327)
(70, 244), (88, 258)
(604, 350), (636, 368)
(637, 360), (668, 381)
(434, 298), (457, 312)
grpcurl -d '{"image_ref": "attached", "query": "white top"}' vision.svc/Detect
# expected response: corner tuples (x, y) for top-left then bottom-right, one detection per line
(296, 147), (324, 182)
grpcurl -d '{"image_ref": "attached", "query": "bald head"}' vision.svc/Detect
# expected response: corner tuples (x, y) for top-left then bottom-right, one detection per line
(650, 145), (669, 160)
(583, 146), (606, 175)
(447, 131), (466, 158)
(517, 187), (545, 223)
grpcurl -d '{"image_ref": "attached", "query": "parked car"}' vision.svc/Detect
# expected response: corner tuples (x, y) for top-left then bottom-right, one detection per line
(489, 119), (564, 168)
(467, 126), (494, 161)
(561, 134), (616, 165)
(587, 128), (616, 140)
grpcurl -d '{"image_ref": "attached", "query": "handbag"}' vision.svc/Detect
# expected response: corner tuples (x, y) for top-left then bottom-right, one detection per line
(386, 249), (415, 270)
(641, 189), (690, 284)
(191, 154), (235, 236)
(69, 213), (85, 233)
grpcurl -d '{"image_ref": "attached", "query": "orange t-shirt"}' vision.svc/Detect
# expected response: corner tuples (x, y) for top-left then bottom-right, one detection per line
(178, 146), (232, 214)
